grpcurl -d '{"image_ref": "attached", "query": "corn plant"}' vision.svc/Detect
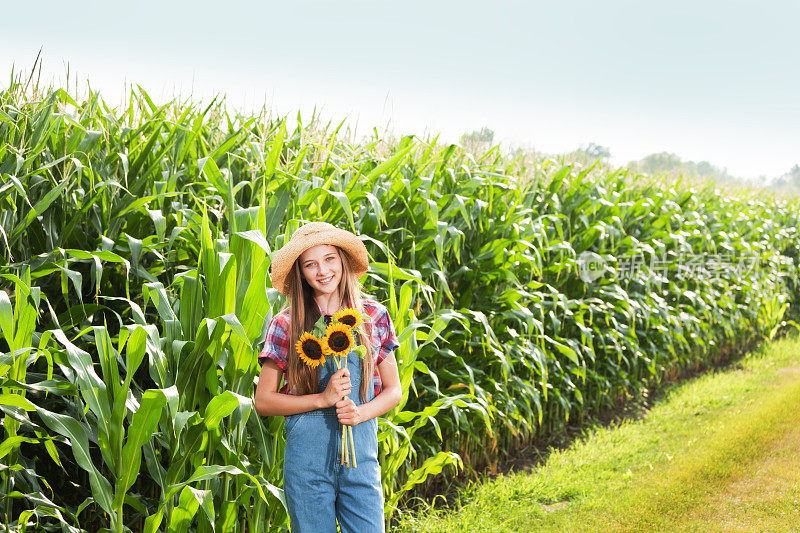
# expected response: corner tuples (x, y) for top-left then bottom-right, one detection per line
(1, 76), (800, 532)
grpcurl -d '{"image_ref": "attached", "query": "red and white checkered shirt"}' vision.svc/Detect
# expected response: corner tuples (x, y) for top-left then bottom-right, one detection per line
(258, 298), (400, 397)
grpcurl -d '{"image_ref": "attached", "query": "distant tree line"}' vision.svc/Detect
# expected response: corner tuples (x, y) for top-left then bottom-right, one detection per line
(627, 152), (742, 184)
(771, 165), (800, 192)
(460, 127), (798, 193)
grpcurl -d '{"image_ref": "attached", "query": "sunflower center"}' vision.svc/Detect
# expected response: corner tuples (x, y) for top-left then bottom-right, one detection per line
(329, 331), (351, 352)
(339, 316), (357, 327)
(301, 339), (324, 360)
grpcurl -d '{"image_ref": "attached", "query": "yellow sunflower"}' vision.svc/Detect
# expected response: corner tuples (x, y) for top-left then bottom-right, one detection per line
(295, 332), (328, 368)
(322, 323), (355, 358)
(332, 308), (364, 329)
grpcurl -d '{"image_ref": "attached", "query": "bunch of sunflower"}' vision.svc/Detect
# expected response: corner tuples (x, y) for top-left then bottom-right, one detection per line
(294, 308), (368, 468)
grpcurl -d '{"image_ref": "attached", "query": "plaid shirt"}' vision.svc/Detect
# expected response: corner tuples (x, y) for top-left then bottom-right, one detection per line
(258, 298), (400, 397)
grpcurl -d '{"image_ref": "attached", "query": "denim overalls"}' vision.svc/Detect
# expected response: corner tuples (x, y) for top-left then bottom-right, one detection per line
(282, 318), (384, 532)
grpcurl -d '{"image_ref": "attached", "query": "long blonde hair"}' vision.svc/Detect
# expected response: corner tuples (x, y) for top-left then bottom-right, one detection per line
(283, 245), (375, 401)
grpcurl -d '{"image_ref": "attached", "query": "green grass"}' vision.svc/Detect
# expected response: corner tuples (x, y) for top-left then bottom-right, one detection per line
(396, 332), (800, 532)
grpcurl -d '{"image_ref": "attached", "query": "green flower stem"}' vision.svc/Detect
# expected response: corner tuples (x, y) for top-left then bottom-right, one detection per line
(348, 425), (357, 469)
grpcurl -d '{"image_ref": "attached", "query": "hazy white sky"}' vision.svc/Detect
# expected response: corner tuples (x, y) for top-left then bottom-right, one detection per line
(2, 0), (798, 179)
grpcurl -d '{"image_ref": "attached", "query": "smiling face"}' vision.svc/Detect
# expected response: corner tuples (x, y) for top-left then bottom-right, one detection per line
(298, 244), (343, 298)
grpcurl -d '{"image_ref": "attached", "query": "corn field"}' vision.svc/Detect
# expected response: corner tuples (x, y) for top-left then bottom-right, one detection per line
(1, 80), (799, 532)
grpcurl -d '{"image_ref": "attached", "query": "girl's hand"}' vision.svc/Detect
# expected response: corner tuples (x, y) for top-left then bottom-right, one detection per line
(336, 398), (362, 426)
(322, 367), (351, 407)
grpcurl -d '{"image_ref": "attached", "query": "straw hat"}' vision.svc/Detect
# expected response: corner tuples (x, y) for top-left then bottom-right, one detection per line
(269, 222), (369, 296)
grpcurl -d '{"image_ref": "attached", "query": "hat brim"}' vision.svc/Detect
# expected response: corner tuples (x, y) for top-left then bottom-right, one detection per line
(270, 226), (369, 296)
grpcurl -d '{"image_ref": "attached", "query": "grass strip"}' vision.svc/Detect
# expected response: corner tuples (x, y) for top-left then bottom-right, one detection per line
(395, 333), (800, 532)
(548, 361), (800, 531)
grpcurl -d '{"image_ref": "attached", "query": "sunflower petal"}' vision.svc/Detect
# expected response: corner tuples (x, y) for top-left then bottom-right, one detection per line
(322, 323), (355, 356)
(333, 308), (364, 329)
(296, 332), (328, 367)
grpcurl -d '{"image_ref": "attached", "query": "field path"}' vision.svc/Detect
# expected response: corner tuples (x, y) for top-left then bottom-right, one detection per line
(691, 412), (800, 531)
(595, 365), (800, 532)
(398, 335), (800, 532)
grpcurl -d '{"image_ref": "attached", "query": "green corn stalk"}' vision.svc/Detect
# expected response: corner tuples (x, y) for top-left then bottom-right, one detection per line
(2, 77), (800, 531)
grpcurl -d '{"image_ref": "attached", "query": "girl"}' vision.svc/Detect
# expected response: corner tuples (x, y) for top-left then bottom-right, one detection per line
(254, 221), (402, 533)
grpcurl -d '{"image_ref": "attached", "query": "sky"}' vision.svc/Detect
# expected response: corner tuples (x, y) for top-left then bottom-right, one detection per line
(2, 0), (798, 180)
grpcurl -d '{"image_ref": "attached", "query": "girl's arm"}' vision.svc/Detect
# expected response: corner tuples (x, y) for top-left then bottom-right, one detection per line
(335, 351), (402, 425)
(254, 359), (352, 416)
